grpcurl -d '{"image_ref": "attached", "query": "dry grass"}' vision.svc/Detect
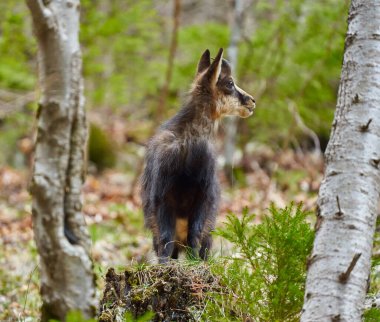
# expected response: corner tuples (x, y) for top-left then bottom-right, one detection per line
(99, 261), (228, 322)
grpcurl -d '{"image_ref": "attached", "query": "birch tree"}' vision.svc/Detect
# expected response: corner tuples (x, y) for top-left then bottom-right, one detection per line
(26, 0), (96, 320)
(223, 0), (244, 184)
(301, 1), (380, 321)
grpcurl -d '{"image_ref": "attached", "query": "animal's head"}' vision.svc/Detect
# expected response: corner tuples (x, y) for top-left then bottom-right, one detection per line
(193, 48), (255, 119)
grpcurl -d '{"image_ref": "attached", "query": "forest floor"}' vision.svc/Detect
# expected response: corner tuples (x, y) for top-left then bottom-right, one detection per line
(0, 150), (324, 321)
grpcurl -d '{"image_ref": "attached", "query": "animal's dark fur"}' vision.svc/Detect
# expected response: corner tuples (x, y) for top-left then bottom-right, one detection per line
(141, 49), (255, 263)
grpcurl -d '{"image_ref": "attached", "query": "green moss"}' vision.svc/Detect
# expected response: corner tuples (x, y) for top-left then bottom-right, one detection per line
(99, 263), (221, 321)
(88, 123), (116, 170)
(363, 308), (380, 322)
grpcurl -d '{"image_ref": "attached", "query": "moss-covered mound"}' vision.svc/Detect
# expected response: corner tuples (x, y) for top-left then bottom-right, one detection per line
(88, 123), (116, 170)
(98, 262), (224, 322)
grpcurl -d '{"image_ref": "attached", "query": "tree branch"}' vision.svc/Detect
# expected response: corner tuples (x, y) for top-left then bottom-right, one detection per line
(156, 0), (181, 123)
(336, 195), (344, 217)
(339, 253), (362, 283)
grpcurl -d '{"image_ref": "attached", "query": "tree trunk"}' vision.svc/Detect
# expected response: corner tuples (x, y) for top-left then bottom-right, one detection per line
(156, 0), (181, 123)
(301, 1), (380, 321)
(224, 0), (244, 184)
(26, 0), (96, 320)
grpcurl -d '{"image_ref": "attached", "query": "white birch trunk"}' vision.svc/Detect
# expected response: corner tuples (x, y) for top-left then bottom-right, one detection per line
(26, 0), (96, 320)
(224, 0), (243, 183)
(301, 1), (380, 321)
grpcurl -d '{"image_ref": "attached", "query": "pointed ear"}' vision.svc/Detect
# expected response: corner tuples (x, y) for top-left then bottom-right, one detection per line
(205, 48), (223, 86)
(197, 49), (211, 74)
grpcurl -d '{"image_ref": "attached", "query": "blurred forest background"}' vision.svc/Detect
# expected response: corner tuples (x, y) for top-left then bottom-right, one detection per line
(1, 0), (349, 168)
(0, 0), (353, 320)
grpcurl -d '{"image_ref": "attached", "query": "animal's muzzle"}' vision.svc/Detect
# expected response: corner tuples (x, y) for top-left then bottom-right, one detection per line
(243, 95), (255, 106)
(242, 96), (256, 113)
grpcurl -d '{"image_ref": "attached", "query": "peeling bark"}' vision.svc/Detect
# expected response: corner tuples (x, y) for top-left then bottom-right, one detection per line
(301, 1), (380, 321)
(26, 0), (96, 320)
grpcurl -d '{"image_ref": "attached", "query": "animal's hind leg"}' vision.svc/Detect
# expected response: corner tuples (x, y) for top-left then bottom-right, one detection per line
(187, 200), (213, 260)
(199, 233), (212, 260)
(171, 244), (179, 259)
(187, 220), (203, 259)
(152, 235), (159, 254)
(156, 203), (176, 263)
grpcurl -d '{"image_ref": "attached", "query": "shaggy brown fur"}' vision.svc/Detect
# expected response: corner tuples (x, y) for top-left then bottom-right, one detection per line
(141, 48), (255, 263)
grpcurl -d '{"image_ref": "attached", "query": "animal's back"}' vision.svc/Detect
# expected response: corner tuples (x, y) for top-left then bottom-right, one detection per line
(167, 137), (217, 214)
(141, 129), (218, 242)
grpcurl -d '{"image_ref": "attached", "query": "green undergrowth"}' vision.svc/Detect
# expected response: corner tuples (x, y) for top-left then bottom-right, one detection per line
(0, 239), (40, 321)
(364, 308), (380, 322)
(205, 203), (314, 321)
(369, 218), (380, 293)
(98, 203), (314, 321)
(363, 217), (380, 321)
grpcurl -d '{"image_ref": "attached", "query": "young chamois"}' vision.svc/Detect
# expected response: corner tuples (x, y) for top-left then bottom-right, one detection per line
(141, 48), (255, 263)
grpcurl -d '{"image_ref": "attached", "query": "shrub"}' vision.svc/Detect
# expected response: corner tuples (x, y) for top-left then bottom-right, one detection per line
(203, 203), (314, 321)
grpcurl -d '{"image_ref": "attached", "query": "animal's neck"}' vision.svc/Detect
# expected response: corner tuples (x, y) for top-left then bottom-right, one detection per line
(183, 99), (216, 139)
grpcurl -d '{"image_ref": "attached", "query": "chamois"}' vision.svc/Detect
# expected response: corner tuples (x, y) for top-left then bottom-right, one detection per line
(141, 48), (255, 263)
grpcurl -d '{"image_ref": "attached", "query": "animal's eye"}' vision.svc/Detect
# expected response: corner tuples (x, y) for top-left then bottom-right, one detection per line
(226, 80), (234, 89)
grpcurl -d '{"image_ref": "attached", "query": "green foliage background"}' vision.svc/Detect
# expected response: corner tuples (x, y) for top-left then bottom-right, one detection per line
(0, 0), (349, 166)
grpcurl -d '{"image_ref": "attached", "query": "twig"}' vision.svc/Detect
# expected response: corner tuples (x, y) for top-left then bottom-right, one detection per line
(335, 195), (343, 217)
(360, 118), (372, 132)
(352, 93), (360, 104)
(0, 92), (36, 118)
(370, 158), (380, 169)
(287, 101), (322, 154)
(22, 264), (39, 317)
(339, 253), (361, 283)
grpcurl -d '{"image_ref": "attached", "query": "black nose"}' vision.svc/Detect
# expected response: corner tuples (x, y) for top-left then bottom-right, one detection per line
(242, 95), (255, 105)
